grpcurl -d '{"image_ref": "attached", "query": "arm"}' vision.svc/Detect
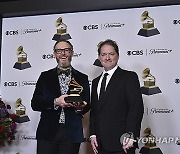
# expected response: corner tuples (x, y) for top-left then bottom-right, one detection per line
(31, 72), (58, 111)
(76, 75), (90, 115)
(125, 72), (144, 138)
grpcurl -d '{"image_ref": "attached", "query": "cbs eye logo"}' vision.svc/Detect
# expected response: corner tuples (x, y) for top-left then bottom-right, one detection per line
(5, 30), (19, 35)
(127, 50), (143, 56)
(173, 20), (180, 25)
(4, 81), (18, 87)
(175, 78), (180, 84)
(83, 25), (98, 30)
(42, 54), (55, 59)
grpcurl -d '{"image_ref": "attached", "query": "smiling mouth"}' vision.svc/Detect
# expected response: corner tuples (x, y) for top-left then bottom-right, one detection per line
(61, 56), (68, 60)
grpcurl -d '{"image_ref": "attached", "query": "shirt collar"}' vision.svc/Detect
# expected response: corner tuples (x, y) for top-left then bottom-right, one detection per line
(102, 65), (118, 77)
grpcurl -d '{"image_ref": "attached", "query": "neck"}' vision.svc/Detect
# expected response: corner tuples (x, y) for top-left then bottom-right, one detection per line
(58, 65), (71, 70)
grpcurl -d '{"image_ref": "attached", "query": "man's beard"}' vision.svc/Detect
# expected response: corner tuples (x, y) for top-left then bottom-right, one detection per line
(57, 57), (72, 69)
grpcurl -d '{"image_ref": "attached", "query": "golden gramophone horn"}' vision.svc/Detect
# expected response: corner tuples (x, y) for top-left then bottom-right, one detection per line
(141, 11), (149, 21)
(17, 46), (23, 55)
(15, 98), (22, 108)
(55, 17), (62, 27)
(143, 127), (151, 137)
(142, 68), (150, 79)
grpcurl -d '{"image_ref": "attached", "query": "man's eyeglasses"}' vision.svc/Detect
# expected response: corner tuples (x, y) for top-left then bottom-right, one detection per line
(54, 48), (72, 54)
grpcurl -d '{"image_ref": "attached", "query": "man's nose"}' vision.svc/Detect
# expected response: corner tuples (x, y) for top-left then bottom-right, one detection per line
(105, 54), (110, 60)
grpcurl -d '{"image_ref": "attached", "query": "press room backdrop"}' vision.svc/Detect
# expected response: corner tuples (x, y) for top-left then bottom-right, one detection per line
(1, 4), (180, 154)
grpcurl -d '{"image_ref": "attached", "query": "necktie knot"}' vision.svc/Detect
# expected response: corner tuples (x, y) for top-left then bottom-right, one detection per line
(103, 73), (109, 78)
(57, 68), (71, 76)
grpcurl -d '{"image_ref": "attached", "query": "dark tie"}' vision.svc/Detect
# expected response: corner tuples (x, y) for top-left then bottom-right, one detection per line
(57, 68), (71, 76)
(99, 73), (108, 100)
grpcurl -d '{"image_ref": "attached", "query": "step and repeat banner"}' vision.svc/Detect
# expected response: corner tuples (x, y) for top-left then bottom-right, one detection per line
(1, 4), (180, 154)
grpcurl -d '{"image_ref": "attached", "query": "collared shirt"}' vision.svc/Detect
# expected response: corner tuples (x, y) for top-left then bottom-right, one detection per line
(97, 65), (118, 98)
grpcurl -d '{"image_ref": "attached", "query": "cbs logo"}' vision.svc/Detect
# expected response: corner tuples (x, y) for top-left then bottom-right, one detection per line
(4, 81), (18, 87)
(83, 25), (98, 30)
(173, 20), (180, 24)
(42, 54), (55, 59)
(127, 50), (143, 56)
(5, 30), (19, 35)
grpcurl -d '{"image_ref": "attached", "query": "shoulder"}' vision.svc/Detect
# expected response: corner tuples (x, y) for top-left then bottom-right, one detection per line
(72, 68), (88, 78)
(72, 68), (88, 81)
(40, 67), (57, 77)
(116, 67), (139, 81)
(118, 67), (137, 75)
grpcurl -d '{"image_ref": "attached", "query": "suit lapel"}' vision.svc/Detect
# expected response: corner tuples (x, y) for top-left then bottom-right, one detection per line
(51, 67), (61, 95)
(94, 75), (101, 102)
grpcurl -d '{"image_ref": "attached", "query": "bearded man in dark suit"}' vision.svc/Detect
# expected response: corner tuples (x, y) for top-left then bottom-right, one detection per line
(31, 40), (90, 154)
(90, 39), (144, 154)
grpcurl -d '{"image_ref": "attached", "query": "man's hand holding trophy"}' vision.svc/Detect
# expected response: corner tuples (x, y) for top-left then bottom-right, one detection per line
(55, 78), (87, 111)
(65, 78), (87, 111)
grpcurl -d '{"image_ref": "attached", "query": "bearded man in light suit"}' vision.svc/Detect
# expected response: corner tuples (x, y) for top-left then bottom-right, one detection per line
(90, 39), (144, 154)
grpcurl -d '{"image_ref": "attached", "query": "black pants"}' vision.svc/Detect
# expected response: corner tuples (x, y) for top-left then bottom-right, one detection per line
(37, 124), (80, 154)
(37, 140), (80, 154)
(98, 142), (135, 154)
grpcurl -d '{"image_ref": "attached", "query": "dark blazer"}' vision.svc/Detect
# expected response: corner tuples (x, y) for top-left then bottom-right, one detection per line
(31, 67), (90, 143)
(90, 67), (144, 152)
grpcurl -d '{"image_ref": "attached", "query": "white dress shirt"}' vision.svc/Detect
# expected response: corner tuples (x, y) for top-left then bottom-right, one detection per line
(97, 65), (118, 98)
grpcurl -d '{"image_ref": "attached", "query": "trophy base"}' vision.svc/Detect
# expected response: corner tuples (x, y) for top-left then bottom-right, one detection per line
(13, 62), (31, 70)
(138, 28), (160, 37)
(139, 147), (163, 154)
(65, 95), (82, 103)
(141, 86), (162, 95)
(52, 34), (72, 41)
(15, 115), (30, 123)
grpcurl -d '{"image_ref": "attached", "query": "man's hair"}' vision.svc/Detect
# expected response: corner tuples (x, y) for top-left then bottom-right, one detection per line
(97, 39), (119, 55)
(53, 40), (73, 51)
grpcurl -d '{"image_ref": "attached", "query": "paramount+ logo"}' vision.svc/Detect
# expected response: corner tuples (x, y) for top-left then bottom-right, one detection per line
(5, 30), (19, 35)
(83, 24), (99, 30)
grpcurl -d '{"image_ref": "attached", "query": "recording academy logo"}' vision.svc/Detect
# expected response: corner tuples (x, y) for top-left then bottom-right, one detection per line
(52, 17), (71, 41)
(127, 48), (172, 56)
(137, 11), (160, 37)
(141, 68), (162, 95)
(146, 108), (174, 115)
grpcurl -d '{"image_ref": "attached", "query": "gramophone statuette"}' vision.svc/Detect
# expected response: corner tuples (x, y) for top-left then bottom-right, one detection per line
(141, 68), (162, 95)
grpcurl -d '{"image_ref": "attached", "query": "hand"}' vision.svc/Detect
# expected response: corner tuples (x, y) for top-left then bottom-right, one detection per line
(122, 137), (135, 153)
(55, 95), (73, 108)
(72, 101), (87, 111)
(90, 136), (98, 154)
